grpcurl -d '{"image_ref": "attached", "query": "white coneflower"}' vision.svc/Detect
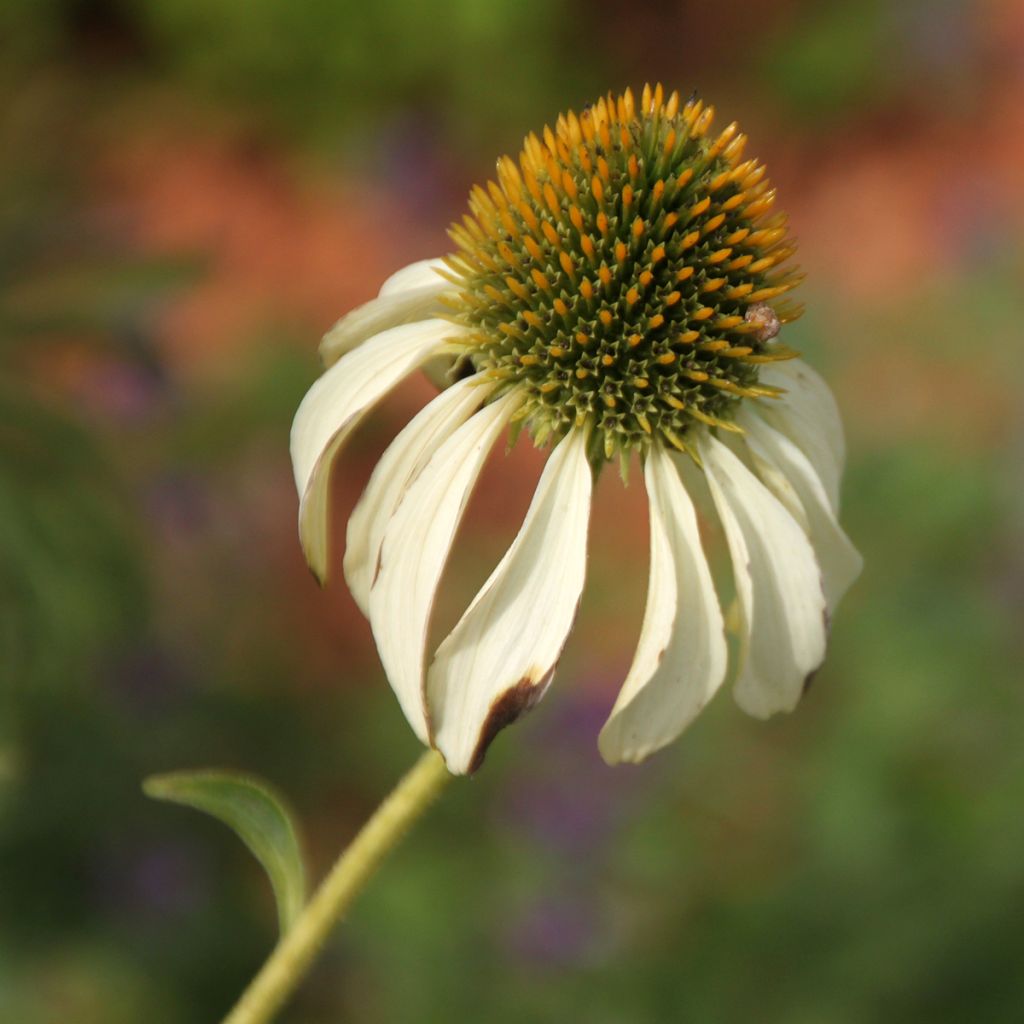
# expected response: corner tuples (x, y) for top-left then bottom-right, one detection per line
(291, 84), (861, 775)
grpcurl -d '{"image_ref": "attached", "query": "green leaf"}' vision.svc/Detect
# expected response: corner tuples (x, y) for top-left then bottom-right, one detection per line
(143, 770), (306, 934)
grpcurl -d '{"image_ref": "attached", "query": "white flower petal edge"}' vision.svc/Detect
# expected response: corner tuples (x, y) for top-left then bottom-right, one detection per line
(757, 359), (845, 511)
(737, 406), (863, 612)
(367, 391), (521, 745)
(290, 318), (459, 583)
(377, 257), (450, 297)
(698, 431), (828, 719)
(345, 374), (492, 616)
(319, 258), (453, 367)
(598, 446), (728, 765)
(429, 427), (594, 775)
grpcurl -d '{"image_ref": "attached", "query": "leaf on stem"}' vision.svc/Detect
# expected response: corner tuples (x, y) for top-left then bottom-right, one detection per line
(143, 769), (307, 934)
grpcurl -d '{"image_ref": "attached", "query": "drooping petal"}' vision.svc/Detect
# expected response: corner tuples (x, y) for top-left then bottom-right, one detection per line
(738, 407), (863, 612)
(698, 431), (828, 719)
(319, 258), (454, 367)
(367, 391), (521, 745)
(757, 359), (845, 510)
(345, 373), (493, 616)
(378, 257), (450, 297)
(290, 318), (458, 583)
(429, 427), (593, 775)
(598, 446), (728, 765)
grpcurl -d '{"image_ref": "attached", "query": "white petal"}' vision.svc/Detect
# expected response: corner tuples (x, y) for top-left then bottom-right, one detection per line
(598, 446), (728, 765)
(738, 407), (863, 613)
(344, 373), (493, 616)
(378, 257), (450, 297)
(290, 318), (457, 583)
(367, 391), (521, 745)
(428, 428), (593, 775)
(757, 359), (845, 510)
(698, 431), (828, 719)
(319, 259), (454, 367)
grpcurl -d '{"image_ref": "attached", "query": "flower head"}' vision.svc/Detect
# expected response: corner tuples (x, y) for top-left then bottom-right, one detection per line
(291, 86), (861, 774)
(448, 83), (801, 464)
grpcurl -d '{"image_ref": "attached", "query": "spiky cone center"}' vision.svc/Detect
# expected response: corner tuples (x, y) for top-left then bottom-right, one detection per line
(444, 84), (804, 464)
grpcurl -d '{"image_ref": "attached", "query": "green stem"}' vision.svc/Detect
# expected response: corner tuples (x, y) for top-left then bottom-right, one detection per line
(221, 750), (452, 1024)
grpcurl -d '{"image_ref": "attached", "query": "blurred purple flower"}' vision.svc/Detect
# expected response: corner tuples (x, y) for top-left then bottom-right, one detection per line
(81, 358), (166, 423)
(496, 683), (662, 858)
(145, 472), (210, 538)
(504, 890), (602, 969)
(93, 837), (210, 924)
(108, 643), (191, 717)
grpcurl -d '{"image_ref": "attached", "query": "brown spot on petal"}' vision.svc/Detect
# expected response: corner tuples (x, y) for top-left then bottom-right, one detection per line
(802, 668), (819, 696)
(803, 608), (832, 696)
(468, 670), (553, 774)
(744, 301), (780, 343)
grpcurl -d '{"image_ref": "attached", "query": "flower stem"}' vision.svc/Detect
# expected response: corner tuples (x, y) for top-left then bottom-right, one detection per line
(221, 750), (452, 1024)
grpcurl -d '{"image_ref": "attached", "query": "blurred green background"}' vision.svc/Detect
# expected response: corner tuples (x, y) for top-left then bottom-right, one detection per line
(2, 1), (1023, 1021)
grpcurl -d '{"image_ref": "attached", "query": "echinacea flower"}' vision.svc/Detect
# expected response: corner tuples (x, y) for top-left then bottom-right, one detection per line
(291, 85), (861, 774)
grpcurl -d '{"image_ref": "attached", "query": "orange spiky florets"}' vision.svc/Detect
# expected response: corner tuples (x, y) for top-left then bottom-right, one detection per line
(445, 84), (803, 461)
